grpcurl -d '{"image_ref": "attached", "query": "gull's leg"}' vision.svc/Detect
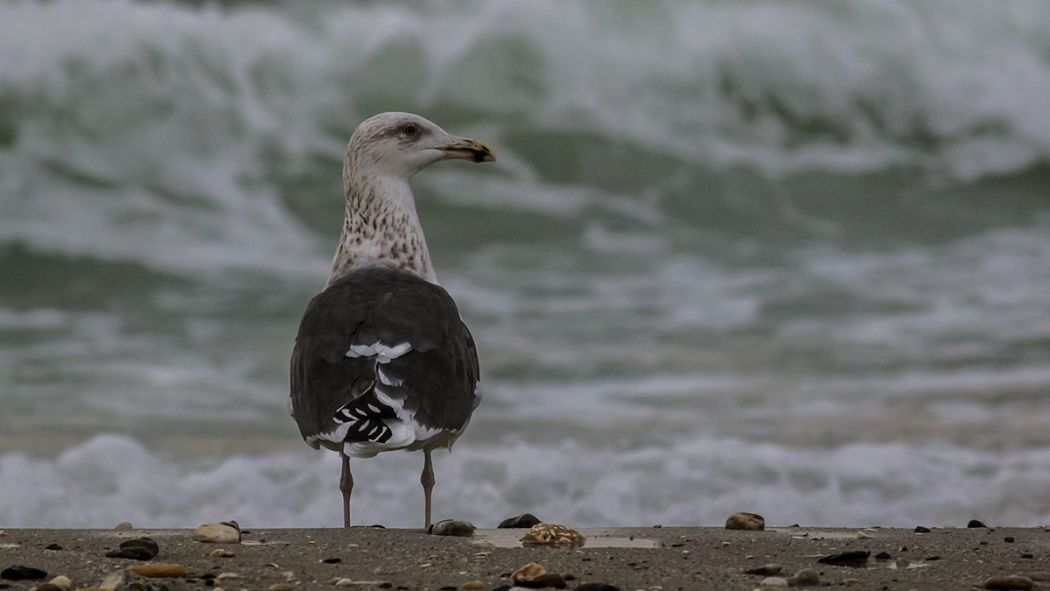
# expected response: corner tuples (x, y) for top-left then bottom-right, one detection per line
(340, 454), (353, 528)
(421, 450), (435, 529)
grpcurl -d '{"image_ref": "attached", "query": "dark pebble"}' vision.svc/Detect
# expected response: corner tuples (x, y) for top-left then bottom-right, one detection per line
(489, 587), (512, 591)
(744, 564), (783, 576)
(968, 519), (988, 528)
(576, 584), (620, 591)
(914, 526), (931, 533)
(899, 546), (909, 552)
(515, 574), (567, 589)
(981, 540), (989, 545)
(875, 552), (892, 561)
(105, 537), (159, 560)
(817, 550), (870, 567)
(200, 573), (216, 580)
(925, 556), (941, 561)
(44, 544), (62, 551)
(1, 566), (47, 581)
(652, 524), (663, 528)
(498, 513), (542, 529)
(983, 575), (1034, 590)
(428, 519), (475, 537)
(1004, 537), (1015, 543)
(379, 583), (393, 589)
(322, 557), (341, 564)
(439, 587), (456, 591)
(1021, 553), (1034, 559)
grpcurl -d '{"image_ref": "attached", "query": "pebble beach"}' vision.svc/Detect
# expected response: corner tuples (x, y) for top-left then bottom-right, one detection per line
(2, 522), (1049, 591)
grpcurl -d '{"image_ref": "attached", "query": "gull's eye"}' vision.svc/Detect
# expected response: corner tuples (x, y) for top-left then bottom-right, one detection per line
(400, 123), (420, 138)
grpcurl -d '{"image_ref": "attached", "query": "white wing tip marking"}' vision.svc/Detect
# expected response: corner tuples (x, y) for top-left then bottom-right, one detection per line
(346, 341), (413, 363)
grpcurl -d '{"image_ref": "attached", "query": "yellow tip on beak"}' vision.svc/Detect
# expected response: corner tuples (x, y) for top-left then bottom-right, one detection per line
(442, 136), (496, 163)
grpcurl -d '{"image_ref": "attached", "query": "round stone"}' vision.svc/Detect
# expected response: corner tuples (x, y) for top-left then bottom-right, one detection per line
(725, 512), (765, 531)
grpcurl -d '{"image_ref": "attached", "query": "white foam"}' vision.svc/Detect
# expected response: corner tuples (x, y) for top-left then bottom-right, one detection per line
(2, 434), (1048, 528)
(2, 0), (1050, 277)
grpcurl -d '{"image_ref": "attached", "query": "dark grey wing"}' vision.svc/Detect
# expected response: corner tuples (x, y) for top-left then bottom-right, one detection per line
(290, 266), (480, 450)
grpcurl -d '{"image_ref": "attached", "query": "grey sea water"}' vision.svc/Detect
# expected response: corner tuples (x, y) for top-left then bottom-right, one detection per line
(2, 0), (1050, 528)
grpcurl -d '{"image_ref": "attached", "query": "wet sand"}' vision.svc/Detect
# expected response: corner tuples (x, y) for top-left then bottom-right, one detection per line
(1, 525), (1048, 590)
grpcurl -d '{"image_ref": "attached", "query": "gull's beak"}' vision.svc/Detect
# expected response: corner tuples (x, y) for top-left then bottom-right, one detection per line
(440, 135), (496, 163)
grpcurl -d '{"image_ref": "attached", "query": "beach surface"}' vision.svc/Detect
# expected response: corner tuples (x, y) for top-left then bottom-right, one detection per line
(1, 525), (1048, 591)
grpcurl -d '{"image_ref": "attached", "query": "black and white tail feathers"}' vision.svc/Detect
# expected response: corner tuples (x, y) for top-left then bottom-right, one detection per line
(332, 392), (397, 443)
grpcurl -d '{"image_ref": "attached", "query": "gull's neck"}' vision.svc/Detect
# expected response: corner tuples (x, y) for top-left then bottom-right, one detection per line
(327, 168), (437, 287)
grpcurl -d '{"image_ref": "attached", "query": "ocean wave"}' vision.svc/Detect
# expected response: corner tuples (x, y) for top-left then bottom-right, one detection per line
(1, 434), (1047, 528)
(2, 0), (1050, 274)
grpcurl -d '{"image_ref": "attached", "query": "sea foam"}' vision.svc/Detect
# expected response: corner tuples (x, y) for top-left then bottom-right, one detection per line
(1, 434), (1048, 528)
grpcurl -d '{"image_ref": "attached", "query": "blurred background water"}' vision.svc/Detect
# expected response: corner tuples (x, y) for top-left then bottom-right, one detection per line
(2, 0), (1049, 528)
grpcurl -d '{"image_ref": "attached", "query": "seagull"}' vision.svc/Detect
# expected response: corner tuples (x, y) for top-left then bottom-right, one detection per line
(289, 112), (493, 529)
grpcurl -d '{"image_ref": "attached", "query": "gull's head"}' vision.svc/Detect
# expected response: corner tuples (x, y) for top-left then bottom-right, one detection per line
(346, 112), (495, 179)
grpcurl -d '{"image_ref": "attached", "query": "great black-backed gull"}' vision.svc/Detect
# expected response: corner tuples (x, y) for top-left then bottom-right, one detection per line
(289, 112), (494, 528)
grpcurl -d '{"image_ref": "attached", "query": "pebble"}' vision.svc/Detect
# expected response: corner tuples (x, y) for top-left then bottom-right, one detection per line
(574, 585), (619, 591)
(1004, 536), (1015, 543)
(914, 526), (931, 533)
(45, 543), (63, 551)
(498, 513), (542, 529)
(759, 577), (789, 587)
(517, 574), (567, 589)
(193, 521), (241, 544)
(1, 566), (47, 580)
(215, 573), (242, 581)
(744, 564), (783, 576)
(106, 537), (159, 560)
(982, 576), (1034, 590)
(127, 564), (187, 578)
(816, 550), (870, 567)
(725, 512), (765, 531)
(969, 519), (988, 528)
(115, 522), (134, 530)
(429, 519), (476, 537)
(511, 562), (546, 583)
(0, 529), (5, 536)
(874, 551), (892, 561)
(209, 548), (235, 558)
(520, 523), (586, 548)
(334, 579), (355, 587)
(49, 575), (73, 590)
(268, 584), (296, 591)
(786, 569), (820, 587)
(461, 581), (486, 590)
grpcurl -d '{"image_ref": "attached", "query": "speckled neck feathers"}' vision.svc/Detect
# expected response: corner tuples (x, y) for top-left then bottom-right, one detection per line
(327, 149), (436, 287)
